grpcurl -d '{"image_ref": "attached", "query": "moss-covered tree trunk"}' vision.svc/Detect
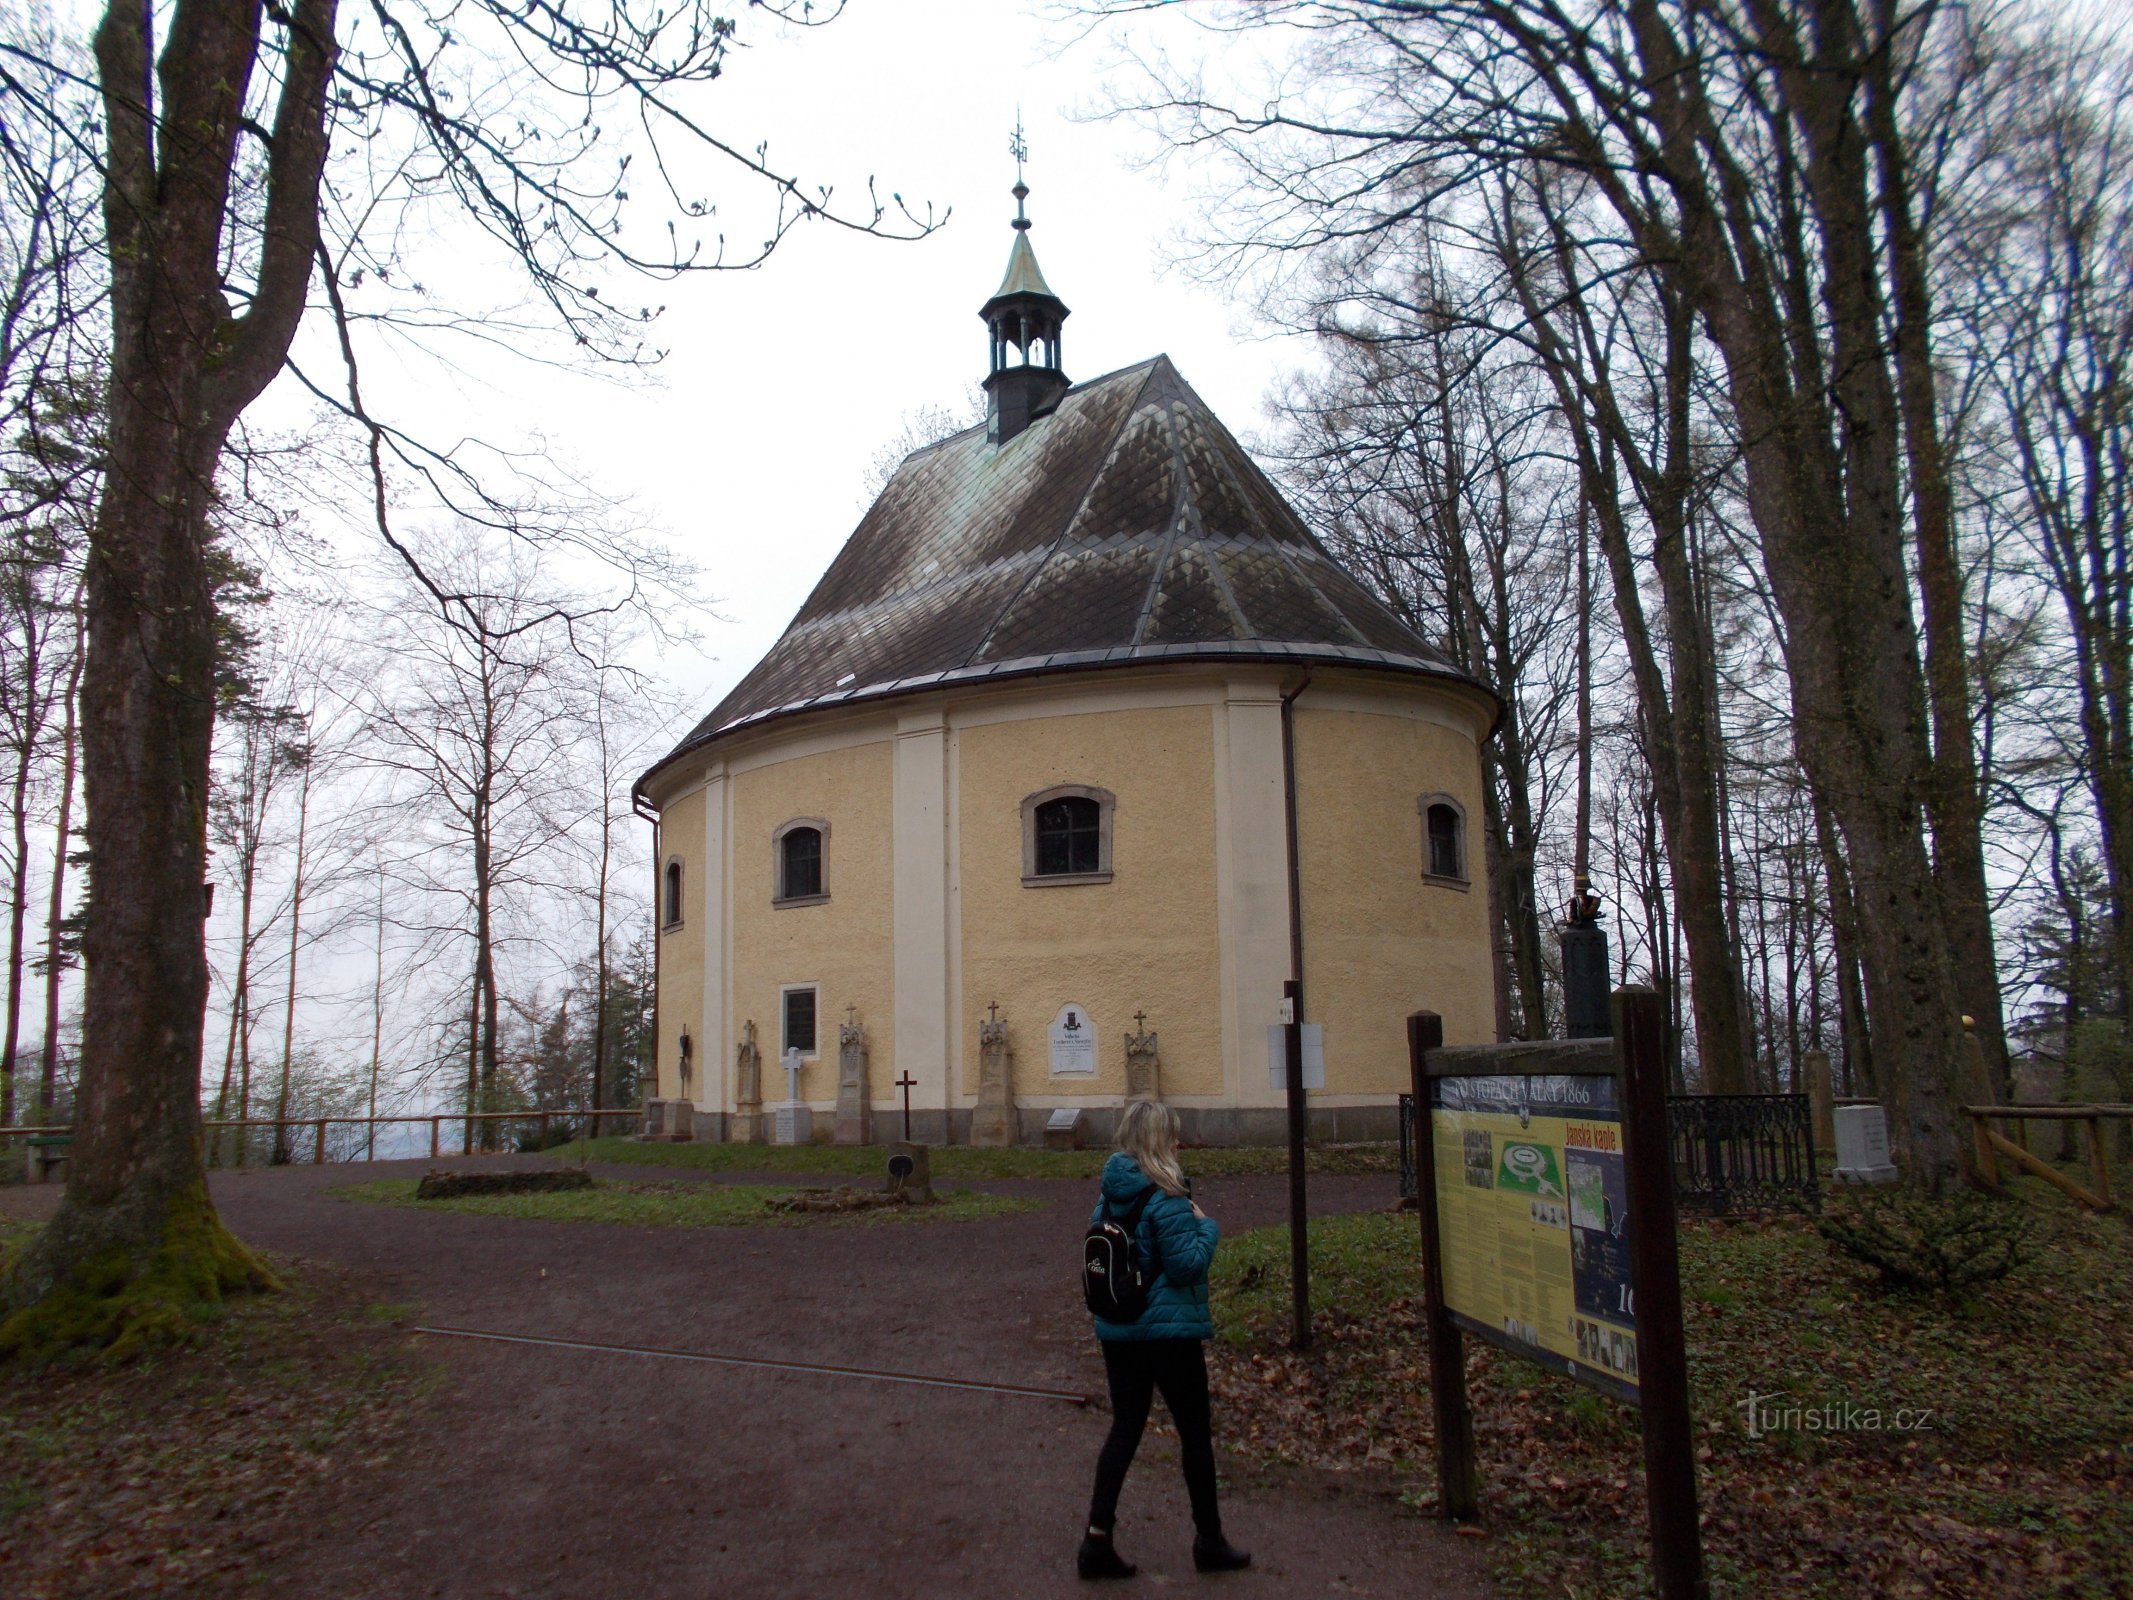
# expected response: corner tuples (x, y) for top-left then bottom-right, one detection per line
(0, 0), (335, 1358)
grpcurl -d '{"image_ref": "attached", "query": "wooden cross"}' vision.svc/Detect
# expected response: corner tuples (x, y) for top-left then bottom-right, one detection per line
(895, 1070), (918, 1142)
(987, 1000), (1000, 1023)
(1133, 1010), (1148, 1031)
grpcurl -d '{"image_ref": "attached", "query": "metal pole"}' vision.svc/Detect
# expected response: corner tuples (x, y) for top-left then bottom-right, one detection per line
(1284, 978), (1309, 1350)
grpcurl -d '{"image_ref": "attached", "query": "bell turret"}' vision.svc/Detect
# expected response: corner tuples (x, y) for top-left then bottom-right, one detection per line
(979, 134), (1070, 444)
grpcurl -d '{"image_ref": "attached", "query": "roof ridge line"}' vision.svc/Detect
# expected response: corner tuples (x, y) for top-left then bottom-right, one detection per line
(1189, 402), (1375, 650)
(964, 360), (1167, 667)
(1127, 396), (1197, 647)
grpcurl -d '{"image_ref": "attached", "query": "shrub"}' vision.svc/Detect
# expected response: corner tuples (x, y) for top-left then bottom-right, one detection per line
(1816, 1186), (2033, 1296)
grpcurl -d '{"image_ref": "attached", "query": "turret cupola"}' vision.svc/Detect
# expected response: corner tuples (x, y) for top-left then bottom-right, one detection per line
(979, 127), (1070, 444)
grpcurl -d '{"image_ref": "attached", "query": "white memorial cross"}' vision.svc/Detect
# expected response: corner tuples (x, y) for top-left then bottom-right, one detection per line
(783, 1047), (804, 1107)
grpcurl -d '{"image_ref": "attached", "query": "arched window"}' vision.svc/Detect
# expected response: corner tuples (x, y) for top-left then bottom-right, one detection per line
(1420, 795), (1467, 884)
(1021, 785), (1115, 886)
(773, 818), (830, 905)
(663, 858), (684, 928)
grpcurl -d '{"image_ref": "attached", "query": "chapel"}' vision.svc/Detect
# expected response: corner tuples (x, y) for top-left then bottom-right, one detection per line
(633, 176), (1499, 1146)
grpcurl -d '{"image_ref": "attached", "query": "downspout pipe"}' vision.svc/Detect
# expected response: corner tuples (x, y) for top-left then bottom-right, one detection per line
(635, 792), (661, 1125)
(1279, 670), (1312, 1350)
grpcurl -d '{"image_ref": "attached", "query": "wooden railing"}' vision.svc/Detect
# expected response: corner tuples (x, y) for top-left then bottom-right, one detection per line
(1968, 1104), (2132, 1212)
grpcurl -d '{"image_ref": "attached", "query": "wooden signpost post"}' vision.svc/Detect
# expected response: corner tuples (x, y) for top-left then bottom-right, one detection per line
(1407, 985), (1706, 1600)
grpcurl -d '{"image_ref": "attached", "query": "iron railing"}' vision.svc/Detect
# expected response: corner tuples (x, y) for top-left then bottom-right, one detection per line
(1666, 1093), (1819, 1214)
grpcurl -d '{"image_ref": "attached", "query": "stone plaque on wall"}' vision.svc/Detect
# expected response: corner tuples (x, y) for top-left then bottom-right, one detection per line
(1048, 1004), (1097, 1076)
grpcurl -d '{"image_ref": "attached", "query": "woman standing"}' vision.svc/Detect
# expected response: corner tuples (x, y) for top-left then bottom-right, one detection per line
(1078, 1100), (1252, 1580)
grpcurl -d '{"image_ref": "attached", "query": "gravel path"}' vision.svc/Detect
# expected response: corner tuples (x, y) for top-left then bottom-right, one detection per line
(4, 1155), (1493, 1599)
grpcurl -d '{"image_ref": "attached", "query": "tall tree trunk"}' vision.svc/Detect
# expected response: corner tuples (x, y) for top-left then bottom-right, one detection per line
(368, 873), (384, 1159)
(37, 584), (84, 1117)
(0, 613), (41, 1128)
(270, 756), (310, 1164)
(2, 0), (336, 1347)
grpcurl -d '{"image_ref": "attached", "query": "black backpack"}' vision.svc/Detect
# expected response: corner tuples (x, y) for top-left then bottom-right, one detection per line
(1082, 1187), (1161, 1321)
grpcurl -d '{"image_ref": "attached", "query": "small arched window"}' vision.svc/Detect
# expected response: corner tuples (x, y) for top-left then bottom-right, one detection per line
(1420, 794), (1468, 885)
(772, 818), (830, 905)
(663, 858), (684, 928)
(1021, 785), (1116, 886)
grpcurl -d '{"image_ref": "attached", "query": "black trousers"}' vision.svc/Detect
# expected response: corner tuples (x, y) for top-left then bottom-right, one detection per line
(1087, 1337), (1221, 1536)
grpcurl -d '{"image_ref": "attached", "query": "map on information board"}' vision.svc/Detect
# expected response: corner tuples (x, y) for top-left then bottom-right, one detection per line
(1430, 1073), (1639, 1399)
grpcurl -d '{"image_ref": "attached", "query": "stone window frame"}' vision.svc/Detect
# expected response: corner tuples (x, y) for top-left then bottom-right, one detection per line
(778, 981), (822, 1062)
(662, 856), (685, 929)
(1021, 783), (1116, 888)
(1419, 793), (1470, 889)
(772, 817), (831, 907)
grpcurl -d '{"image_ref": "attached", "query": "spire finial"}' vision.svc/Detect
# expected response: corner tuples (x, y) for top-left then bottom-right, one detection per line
(1009, 113), (1031, 231)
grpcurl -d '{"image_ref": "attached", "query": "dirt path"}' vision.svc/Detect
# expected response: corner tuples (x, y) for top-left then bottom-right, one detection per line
(5, 1156), (1492, 1599)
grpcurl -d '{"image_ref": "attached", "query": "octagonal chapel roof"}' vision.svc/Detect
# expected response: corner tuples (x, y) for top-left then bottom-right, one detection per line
(638, 355), (1485, 798)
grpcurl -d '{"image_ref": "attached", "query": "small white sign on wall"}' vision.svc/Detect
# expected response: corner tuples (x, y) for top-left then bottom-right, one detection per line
(1267, 1024), (1326, 1089)
(1049, 1003), (1098, 1076)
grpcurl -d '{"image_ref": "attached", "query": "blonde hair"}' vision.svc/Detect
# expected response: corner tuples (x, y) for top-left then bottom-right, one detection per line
(1117, 1099), (1188, 1197)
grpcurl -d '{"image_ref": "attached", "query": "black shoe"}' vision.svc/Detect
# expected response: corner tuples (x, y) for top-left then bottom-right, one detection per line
(1078, 1532), (1137, 1581)
(1193, 1533), (1252, 1573)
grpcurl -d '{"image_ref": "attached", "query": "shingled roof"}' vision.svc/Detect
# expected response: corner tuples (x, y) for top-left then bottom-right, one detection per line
(640, 356), (1482, 792)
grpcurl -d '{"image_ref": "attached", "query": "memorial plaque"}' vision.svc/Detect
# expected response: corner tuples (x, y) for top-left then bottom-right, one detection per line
(1044, 1107), (1086, 1150)
(1049, 1004), (1098, 1076)
(1832, 1104), (1897, 1184)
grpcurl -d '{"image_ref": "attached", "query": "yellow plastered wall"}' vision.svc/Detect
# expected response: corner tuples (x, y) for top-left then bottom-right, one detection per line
(1294, 703), (1495, 1092)
(654, 785), (707, 1102)
(728, 739), (895, 1106)
(956, 704), (1222, 1099)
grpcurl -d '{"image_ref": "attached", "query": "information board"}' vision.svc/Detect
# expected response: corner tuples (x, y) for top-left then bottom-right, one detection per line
(1429, 1073), (1639, 1399)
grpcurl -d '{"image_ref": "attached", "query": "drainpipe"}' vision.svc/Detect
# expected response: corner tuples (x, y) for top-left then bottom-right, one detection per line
(1279, 670), (1312, 1350)
(635, 792), (661, 1129)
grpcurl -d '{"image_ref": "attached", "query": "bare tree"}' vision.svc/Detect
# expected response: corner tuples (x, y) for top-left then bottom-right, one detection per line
(0, 0), (937, 1349)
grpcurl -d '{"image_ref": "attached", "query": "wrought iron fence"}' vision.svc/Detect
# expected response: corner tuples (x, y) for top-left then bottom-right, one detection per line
(1397, 1088), (1819, 1214)
(1667, 1093), (1820, 1214)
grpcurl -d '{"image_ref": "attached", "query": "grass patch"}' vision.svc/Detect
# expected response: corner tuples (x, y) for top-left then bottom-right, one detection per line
(1207, 1176), (2133, 1597)
(0, 1258), (426, 1599)
(550, 1135), (1399, 1181)
(331, 1176), (1041, 1227)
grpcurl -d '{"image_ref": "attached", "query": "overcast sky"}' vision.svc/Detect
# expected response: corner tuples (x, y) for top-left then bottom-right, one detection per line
(283, 1), (1311, 737)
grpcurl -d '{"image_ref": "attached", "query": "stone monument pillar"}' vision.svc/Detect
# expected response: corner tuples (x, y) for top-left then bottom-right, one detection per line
(1804, 1047), (1835, 1155)
(733, 1020), (763, 1145)
(1124, 1011), (1160, 1103)
(835, 1011), (871, 1145)
(971, 1006), (1016, 1147)
(774, 1046), (813, 1146)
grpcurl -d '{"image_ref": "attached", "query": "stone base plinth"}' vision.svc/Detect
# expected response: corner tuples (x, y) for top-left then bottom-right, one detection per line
(969, 1101), (1015, 1147)
(774, 1104), (814, 1146)
(834, 1098), (871, 1146)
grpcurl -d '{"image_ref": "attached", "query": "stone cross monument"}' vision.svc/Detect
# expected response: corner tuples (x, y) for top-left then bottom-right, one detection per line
(775, 1046), (813, 1146)
(971, 1001), (1016, 1147)
(835, 1006), (871, 1145)
(734, 1020), (762, 1144)
(1124, 1009), (1161, 1102)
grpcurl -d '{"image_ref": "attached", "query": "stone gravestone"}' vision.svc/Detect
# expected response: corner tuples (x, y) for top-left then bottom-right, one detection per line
(774, 1046), (813, 1146)
(1045, 1107), (1086, 1151)
(733, 1020), (763, 1145)
(1804, 1048), (1835, 1155)
(1124, 1012), (1160, 1102)
(971, 1007), (1016, 1147)
(1048, 1003), (1097, 1078)
(885, 1141), (933, 1205)
(835, 1012), (871, 1145)
(1832, 1104), (1898, 1185)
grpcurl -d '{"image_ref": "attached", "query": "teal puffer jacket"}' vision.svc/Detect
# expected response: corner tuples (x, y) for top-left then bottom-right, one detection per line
(1090, 1151), (1221, 1342)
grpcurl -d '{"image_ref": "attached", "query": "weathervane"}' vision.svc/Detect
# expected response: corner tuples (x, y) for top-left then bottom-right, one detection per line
(1010, 113), (1031, 231)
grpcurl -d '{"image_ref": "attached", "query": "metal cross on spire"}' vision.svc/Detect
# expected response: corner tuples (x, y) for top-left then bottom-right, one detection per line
(1009, 113), (1031, 231)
